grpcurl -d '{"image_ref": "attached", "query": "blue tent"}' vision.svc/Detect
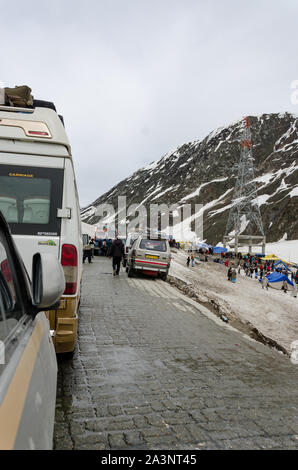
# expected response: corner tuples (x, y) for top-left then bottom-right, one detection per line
(273, 260), (291, 271)
(197, 242), (210, 249)
(213, 246), (228, 254)
(266, 271), (294, 290)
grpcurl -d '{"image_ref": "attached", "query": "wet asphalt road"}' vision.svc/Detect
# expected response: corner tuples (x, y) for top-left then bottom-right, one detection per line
(54, 256), (298, 450)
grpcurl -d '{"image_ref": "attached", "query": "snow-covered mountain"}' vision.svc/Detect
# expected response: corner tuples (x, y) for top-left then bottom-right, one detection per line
(81, 113), (298, 245)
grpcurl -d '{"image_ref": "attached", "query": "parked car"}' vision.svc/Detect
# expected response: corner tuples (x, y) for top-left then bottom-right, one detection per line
(0, 210), (65, 449)
(122, 233), (139, 267)
(126, 235), (171, 280)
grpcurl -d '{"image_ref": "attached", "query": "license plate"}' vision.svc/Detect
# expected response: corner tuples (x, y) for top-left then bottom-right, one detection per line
(145, 254), (159, 259)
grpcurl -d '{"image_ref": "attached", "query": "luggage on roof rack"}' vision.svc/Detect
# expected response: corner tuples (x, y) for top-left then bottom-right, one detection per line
(4, 85), (34, 107)
(2, 86), (58, 114)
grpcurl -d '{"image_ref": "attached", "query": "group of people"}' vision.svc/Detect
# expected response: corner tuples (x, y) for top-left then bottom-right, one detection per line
(185, 249), (298, 297)
(169, 239), (180, 249)
(96, 238), (113, 256)
(83, 236), (124, 276)
(228, 256), (298, 296)
(186, 253), (196, 267)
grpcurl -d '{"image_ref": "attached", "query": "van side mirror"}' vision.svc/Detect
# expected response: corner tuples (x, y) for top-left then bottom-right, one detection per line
(32, 253), (65, 310)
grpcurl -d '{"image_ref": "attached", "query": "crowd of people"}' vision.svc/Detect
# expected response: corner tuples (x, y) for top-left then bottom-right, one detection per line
(169, 239), (181, 249)
(185, 249), (298, 297)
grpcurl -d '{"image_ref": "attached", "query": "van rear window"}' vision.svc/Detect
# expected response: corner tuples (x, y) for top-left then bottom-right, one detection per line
(0, 164), (63, 236)
(139, 239), (167, 252)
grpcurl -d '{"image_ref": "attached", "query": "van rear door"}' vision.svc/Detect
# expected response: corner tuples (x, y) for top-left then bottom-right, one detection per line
(0, 162), (64, 275)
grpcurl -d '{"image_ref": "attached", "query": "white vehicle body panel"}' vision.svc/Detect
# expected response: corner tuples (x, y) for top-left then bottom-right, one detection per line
(0, 105), (82, 353)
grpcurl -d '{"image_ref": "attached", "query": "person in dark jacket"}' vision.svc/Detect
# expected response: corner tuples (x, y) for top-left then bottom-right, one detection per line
(109, 237), (124, 276)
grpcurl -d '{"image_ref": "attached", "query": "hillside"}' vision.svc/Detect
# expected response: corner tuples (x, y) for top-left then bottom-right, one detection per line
(81, 113), (298, 245)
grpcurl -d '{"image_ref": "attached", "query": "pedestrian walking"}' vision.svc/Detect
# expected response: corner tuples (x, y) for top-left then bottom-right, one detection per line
(291, 282), (298, 298)
(231, 268), (237, 283)
(109, 236), (124, 276)
(282, 279), (288, 293)
(90, 238), (95, 258)
(191, 253), (195, 267)
(186, 256), (190, 267)
(262, 275), (269, 290)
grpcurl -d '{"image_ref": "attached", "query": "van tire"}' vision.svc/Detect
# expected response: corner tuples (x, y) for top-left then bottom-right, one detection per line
(59, 350), (75, 360)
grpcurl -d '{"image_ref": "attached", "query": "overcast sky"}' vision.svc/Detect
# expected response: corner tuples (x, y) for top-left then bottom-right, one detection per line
(1, 0), (298, 207)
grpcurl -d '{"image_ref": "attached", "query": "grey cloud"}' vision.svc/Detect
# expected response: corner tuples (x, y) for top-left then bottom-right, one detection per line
(1, 0), (298, 207)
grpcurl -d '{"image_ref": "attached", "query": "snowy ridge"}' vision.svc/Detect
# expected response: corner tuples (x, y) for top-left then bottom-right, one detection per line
(82, 113), (298, 245)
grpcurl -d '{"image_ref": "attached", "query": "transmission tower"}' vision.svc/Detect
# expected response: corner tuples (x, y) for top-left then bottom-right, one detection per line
(223, 117), (265, 254)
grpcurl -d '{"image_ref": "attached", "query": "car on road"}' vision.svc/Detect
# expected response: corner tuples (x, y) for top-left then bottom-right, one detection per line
(126, 235), (171, 280)
(0, 210), (65, 449)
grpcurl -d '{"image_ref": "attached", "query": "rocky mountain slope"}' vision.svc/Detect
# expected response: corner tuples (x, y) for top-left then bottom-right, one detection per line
(81, 113), (298, 245)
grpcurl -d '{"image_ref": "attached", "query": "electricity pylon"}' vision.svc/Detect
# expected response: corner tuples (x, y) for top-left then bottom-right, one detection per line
(224, 117), (265, 254)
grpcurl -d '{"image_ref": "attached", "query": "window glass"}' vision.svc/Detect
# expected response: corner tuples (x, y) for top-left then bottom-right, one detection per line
(139, 239), (167, 252)
(0, 164), (63, 236)
(0, 176), (51, 224)
(0, 239), (22, 342)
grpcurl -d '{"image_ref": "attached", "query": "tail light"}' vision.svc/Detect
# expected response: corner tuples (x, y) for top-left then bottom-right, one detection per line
(126, 247), (129, 253)
(61, 244), (78, 295)
(1, 259), (11, 283)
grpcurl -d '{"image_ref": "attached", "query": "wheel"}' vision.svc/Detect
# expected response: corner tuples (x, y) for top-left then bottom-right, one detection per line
(161, 270), (168, 281)
(57, 349), (75, 361)
(122, 259), (127, 267)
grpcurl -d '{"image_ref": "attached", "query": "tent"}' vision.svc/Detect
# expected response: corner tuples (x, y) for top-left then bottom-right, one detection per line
(213, 246), (228, 254)
(260, 254), (281, 261)
(273, 260), (291, 271)
(197, 242), (210, 249)
(265, 271), (294, 290)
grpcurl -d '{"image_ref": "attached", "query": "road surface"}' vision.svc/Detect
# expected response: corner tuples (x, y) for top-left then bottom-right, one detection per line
(54, 256), (298, 450)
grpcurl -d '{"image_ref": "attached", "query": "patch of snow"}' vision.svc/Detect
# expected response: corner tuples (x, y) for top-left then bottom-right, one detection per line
(253, 173), (274, 184)
(206, 126), (224, 143)
(228, 215), (249, 236)
(151, 186), (176, 201)
(252, 194), (271, 206)
(289, 186), (298, 198)
(181, 177), (229, 202)
(208, 203), (232, 217)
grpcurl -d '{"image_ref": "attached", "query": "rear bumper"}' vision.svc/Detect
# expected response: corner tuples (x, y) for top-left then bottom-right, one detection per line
(133, 259), (169, 273)
(46, 295), (79, 354)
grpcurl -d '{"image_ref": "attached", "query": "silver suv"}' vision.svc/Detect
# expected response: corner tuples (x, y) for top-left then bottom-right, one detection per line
(126, 236), (171, 280)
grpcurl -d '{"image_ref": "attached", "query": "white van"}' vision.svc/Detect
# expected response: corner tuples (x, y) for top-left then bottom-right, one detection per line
(0, 101), (82, 354)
